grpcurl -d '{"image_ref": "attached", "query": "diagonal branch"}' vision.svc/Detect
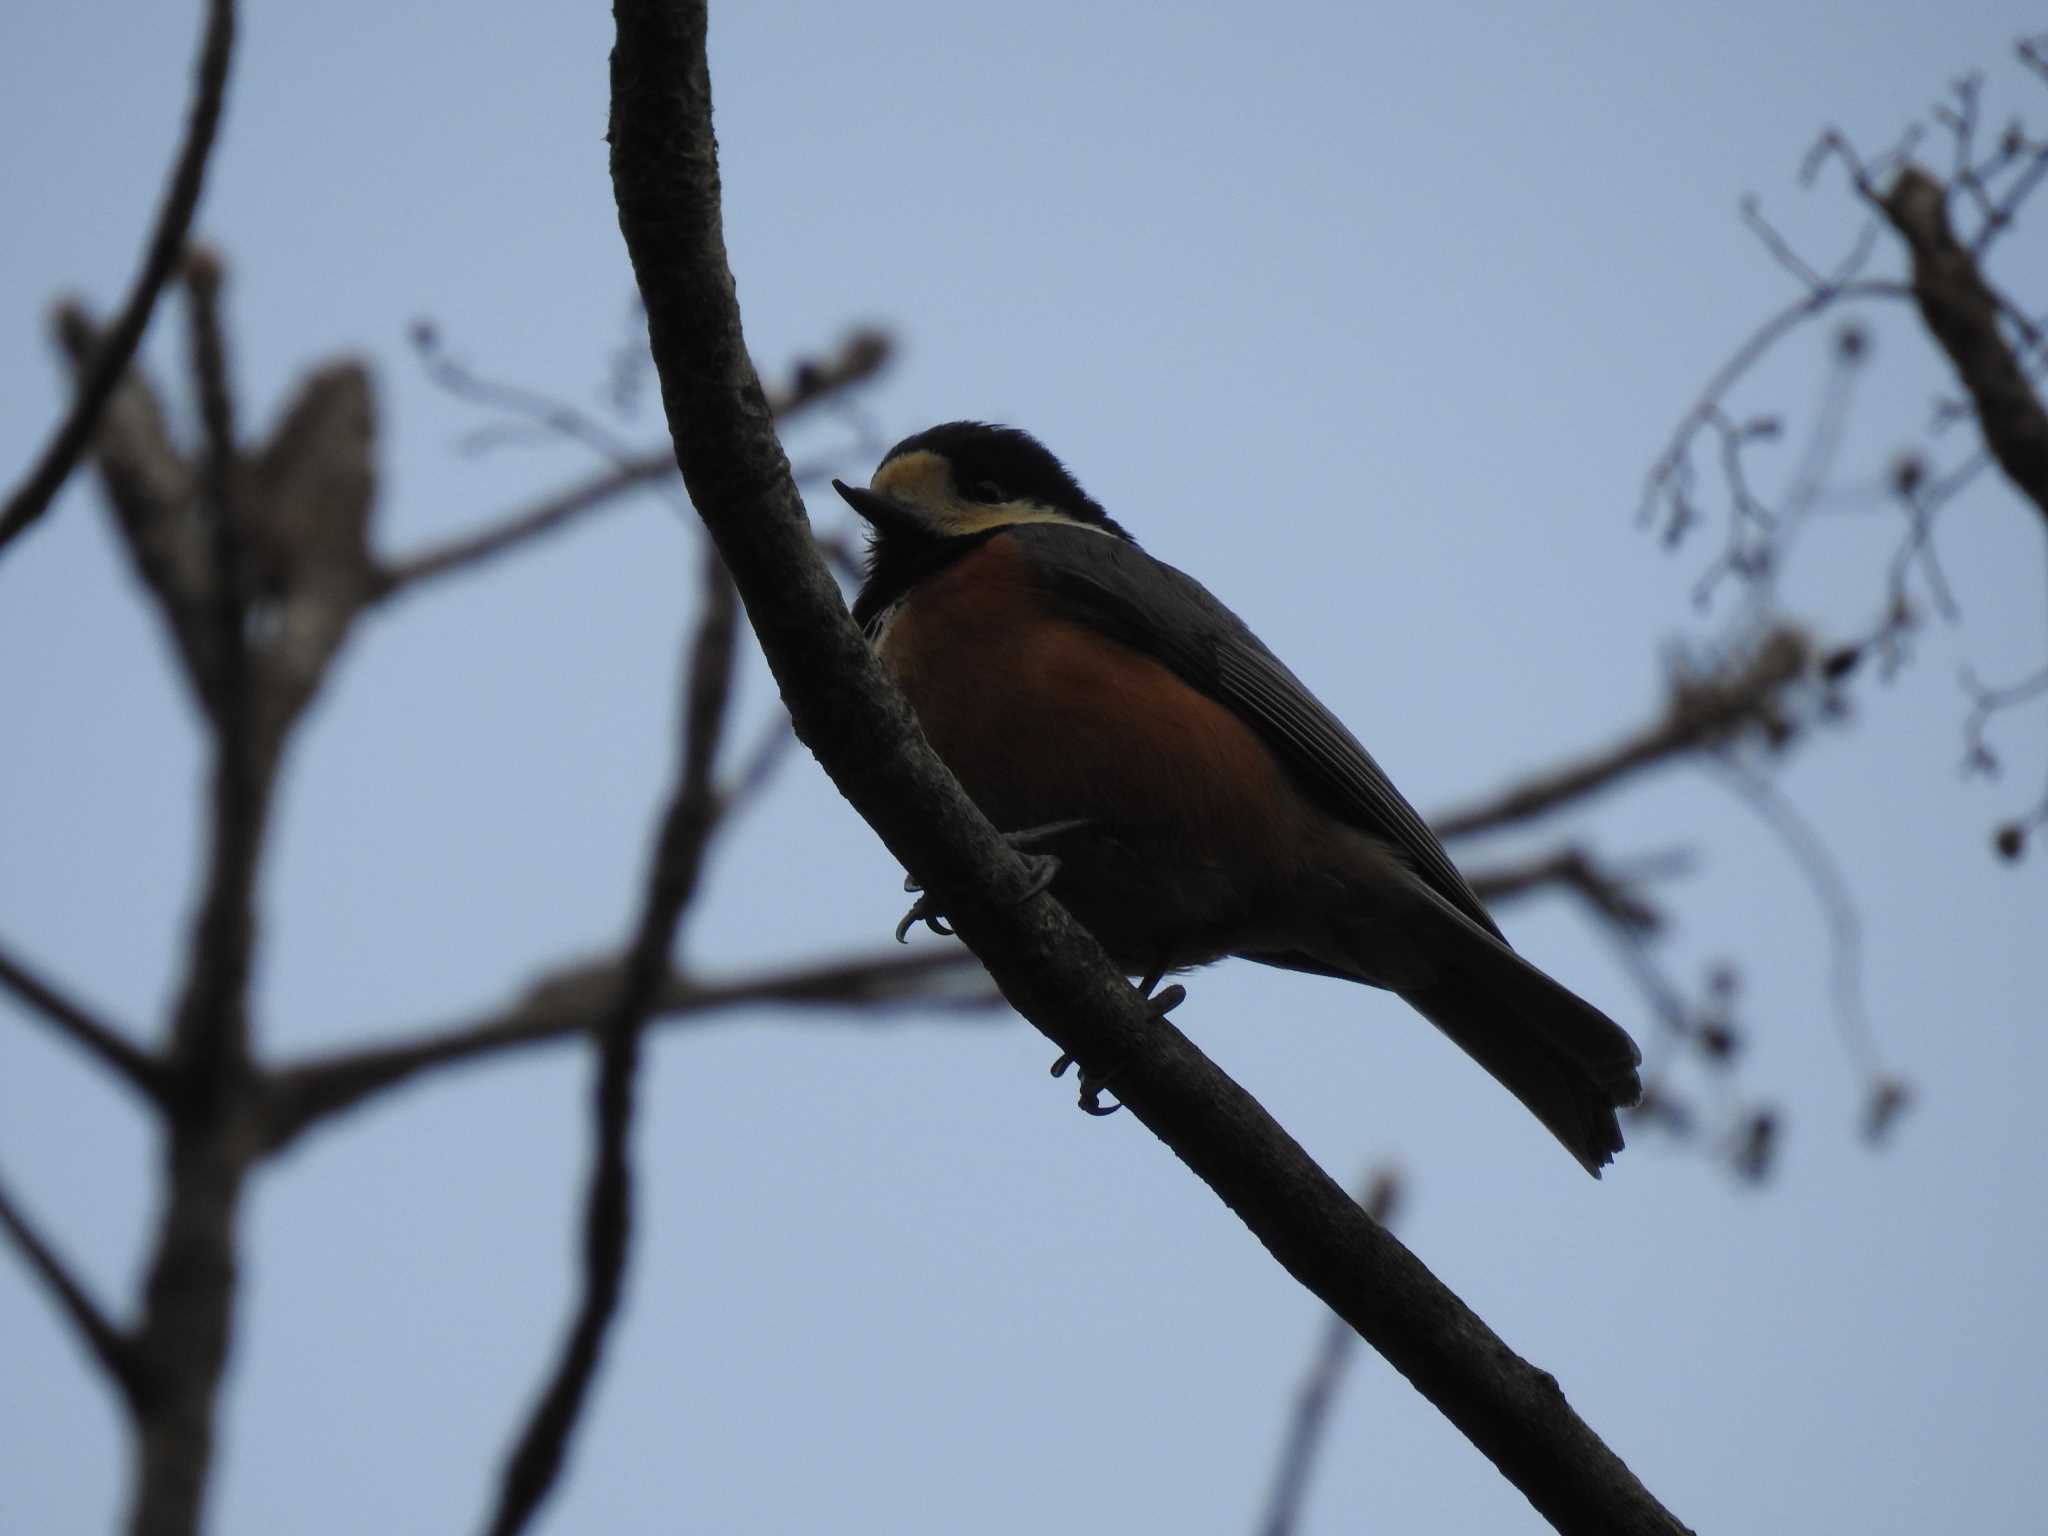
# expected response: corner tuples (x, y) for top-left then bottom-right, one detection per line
(481, 542), (738, 1536)
(1706, 752), (1883, 1079)
(606, 7), (1692, 1534)
(1882, 164), (2048, 523)
(374, 329), (893, 598)
(1466, 845), (1693, 934)
(375, 452), (674, 595)
(1433, 629), (1812, 840)
(0, 0), (236, 555)
(258, 947), (988, 1155)
(0, 939), (165, 1104)
(0, 1168), (141, 1406)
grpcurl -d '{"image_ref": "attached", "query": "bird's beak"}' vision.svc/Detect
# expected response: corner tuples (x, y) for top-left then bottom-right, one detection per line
(832, 479), (924, 540)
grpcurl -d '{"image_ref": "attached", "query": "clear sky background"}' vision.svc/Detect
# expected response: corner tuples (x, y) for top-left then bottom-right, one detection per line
(4, 3), (2045, 1533)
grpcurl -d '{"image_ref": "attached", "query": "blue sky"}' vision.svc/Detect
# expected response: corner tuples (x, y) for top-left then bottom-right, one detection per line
(3, 3), (2045, 1532)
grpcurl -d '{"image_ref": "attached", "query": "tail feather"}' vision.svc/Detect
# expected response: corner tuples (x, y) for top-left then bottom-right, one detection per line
(1404, 961), (1640, 1176)
(1392, 894), (1642, 1176)
(1246, 891), (1644, 1175)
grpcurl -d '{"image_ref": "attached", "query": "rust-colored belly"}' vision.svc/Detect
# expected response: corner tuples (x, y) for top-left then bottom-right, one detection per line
(875, 534), (1313, 971)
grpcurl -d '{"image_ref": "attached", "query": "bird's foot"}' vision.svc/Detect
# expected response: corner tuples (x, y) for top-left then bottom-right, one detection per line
(1133, 966), (1186, 1019)
(1048, 969), (1184, 1117)
(1049, 1051), (1124, 1116)
(894, 819), (1092, 943)
(894, 885), (952, 943)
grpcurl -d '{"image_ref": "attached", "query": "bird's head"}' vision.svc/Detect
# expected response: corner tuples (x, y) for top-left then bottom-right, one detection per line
(832, 421), (1132, 551)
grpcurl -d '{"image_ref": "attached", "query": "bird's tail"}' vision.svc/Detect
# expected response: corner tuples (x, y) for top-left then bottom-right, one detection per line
(1395, 904), (1643, 1177)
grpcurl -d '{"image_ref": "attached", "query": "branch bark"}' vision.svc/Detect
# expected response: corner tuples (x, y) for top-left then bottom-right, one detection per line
(1882, 163), (2048, 523)
(606, 4), (1690, 1532)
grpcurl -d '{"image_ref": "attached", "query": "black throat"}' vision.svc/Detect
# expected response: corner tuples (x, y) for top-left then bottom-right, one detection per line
(852, 526), (1008, 638)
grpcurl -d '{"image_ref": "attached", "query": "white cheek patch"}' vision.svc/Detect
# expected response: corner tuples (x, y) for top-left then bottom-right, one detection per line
(870, 451), (951, 511)
(943, 502), (1124, 539)
(868, 451), (1121, 541)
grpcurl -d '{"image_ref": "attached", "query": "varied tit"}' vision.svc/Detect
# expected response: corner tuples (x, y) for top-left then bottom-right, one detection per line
(832, 422), (1642, 1175)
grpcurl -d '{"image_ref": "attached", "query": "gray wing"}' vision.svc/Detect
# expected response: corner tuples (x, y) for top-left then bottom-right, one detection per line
(1011, 524), (1503, 941)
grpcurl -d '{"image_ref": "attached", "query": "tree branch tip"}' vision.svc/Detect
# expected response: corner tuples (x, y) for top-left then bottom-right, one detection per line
(835, 325), (892, 373)
(184, 243), (227, 294)
(1862, 1077), (1914, 1143)
(49, 300), (96, 356)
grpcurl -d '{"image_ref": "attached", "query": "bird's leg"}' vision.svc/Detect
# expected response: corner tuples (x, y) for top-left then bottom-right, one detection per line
(894, 818), (1092, 943)
(1051, 966), (1185, 1117)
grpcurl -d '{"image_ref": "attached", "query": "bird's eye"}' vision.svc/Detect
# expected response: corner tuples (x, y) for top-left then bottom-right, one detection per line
(966, 480), (1009, 504)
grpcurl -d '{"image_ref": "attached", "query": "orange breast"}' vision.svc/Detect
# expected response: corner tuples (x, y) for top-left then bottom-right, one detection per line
(875, 534), (1313, 966)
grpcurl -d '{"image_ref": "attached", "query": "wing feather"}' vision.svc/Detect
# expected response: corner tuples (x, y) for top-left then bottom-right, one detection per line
(1011, 524), (1503, 940)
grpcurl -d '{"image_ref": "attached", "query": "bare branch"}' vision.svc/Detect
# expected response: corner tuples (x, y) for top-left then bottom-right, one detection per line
(607, 7), (1693, 1532)
(120, 656), (273, 1536)
(0, 939), (165, 1104)
(50, 306), (214, 691)
(1882, 164), (2048, 522)
(259, 947), (993, 1154)
(0, 1169), (141, 1406)
(374, 453), (674, 595)
(182, 250), (240, 538)
(481, 543), (741, 1536)
(411, 320), (646, 471)
(1467, 845), (1694, 934)
(1706, 753), (1886, 1081)
(1433, 629), (1814, 840)
(0, 0), (236, 555)
(1640, 281), (1903, 540)
(114, 265), (382, 1536)
(765, 327), (893, 421)
(375, 329), (893, 598)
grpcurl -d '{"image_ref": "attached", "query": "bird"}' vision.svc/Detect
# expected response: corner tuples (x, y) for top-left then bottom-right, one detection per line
(832, 422), (1643, 1175)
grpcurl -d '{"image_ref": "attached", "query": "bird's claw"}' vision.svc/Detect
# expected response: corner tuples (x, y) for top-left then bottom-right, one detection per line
(1049, 1051), (1123, 1116)
(893, 893), (954, 944)
(1012, 849), (1062, 903)
(1146, 983), (1186, 1018)
(891, 820), (1091, 943)
(1045, 972), (1183, 1117)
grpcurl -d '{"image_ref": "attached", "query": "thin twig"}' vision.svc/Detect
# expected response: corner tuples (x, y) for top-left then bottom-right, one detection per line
(375, 330), (893, 598)
(0, 939), (164, 1103)
(1706, 753), (1883, 1079)
(1639, 280), (1906, 537)
(0, 0), (236, 554)
(412, 321), (650, 475)
(1466, 845), (1694, 934)
(374, 453), (675, 595)
(183, 249), (239, 541)
(0, 1170), (141, 1405)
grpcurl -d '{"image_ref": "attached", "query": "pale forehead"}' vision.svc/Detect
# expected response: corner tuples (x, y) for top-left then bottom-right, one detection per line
(871, 449), (951, 501)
